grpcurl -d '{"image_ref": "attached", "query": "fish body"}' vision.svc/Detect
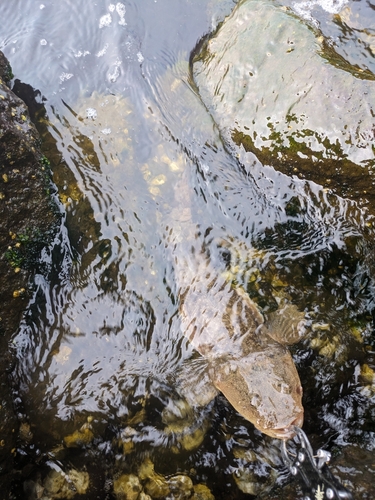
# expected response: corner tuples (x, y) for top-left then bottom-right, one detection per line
(169, 172), (304, 439)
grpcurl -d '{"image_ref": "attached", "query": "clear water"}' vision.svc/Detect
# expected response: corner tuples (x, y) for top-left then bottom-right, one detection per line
(1, 0), (375, 498)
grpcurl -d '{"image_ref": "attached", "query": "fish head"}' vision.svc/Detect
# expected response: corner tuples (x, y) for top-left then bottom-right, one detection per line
(210, 345), (303, 440)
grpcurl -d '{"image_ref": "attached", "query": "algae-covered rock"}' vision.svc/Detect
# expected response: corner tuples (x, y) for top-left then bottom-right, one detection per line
(138, 458), (196, 499)
(233, 463), (277, 496)
(191, 483), (215, 500)
(192, 0), (375, 211)
(114, 459), (200, 500)
(63, 418), (94, 448)
(42, 468), (89, 499)
(162, 397), (210, 452)
(143, 474), (170, 498)
(138, 458), (171, 499)
(113, 474), (143, 500)
(117, 426), (139, 455)
(232, 446), (278, 496)
(138, 493), (152, 500)
(168, 474), (194, 499)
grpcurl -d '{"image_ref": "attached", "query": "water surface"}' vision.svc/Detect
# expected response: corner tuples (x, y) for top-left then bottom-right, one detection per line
(1, 0), (375, 498)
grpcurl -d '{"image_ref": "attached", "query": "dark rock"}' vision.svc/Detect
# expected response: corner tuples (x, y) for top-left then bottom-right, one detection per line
(0, 50), (59, 496)
(0, 52), (13, 87)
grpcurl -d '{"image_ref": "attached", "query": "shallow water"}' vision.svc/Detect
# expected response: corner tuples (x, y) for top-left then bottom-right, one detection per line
(1, 0), (375, 498)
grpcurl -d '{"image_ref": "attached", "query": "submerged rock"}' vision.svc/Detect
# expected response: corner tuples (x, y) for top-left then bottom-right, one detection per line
(113, 457), (214, 500)
(138, 458), (171, 499)
(63, 417), (94, 448)
(161, 396), (211, 452)
(191, 484), (215, 500)
(113, 474), (143, 500)
(41, 468), (89, 499)
(168, 474), (194, 499)
(192, 0), (375, 211)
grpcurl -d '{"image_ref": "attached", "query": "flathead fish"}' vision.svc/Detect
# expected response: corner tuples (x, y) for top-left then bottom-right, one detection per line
(169, 172), (304, 439)
(177, 249), (305, 440)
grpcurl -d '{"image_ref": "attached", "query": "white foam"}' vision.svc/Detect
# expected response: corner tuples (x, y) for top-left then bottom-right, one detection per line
(137, 51), (144, 63)
(99, 13), (112, 28)
(293, 0), (348, 21)
(74, 50), (90, 58)
(96, 44), (109, 57)
(116, 2), (126, 25)
(317, 0), (348, 13)
(108, 67), (120, 82)
(86, 108), (97, 120)
(108, 4), (116, 12)
(59, 72), (73, 82)
(40, 39), (47, 46)
(101, 128), (112, 135)
(108, 60), (122, 83)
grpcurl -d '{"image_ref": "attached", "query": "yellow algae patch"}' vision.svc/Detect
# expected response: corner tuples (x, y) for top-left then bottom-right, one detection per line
(159, 152), (184, 172)
(150, 174), (167, 186)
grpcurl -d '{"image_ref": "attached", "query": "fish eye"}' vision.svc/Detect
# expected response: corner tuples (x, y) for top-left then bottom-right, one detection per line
(250, 393), (261, 407)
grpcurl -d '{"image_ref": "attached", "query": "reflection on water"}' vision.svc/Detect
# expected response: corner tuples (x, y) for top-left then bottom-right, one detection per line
(1, 0), (375, 498)
(287, 0), (375, 74)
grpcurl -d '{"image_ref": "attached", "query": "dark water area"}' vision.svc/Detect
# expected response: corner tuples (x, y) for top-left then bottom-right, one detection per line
(1, 0), (375, 499)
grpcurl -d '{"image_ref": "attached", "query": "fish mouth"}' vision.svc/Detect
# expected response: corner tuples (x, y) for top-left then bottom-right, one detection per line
(270, 426), (298, 440)
(268, 412), (304, 440)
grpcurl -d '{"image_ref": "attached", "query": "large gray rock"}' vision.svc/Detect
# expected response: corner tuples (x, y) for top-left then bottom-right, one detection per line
(192, 0), (375, 211)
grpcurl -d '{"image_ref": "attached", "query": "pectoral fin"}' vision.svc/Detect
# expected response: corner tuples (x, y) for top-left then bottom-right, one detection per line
(174, 357), (218, 408)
